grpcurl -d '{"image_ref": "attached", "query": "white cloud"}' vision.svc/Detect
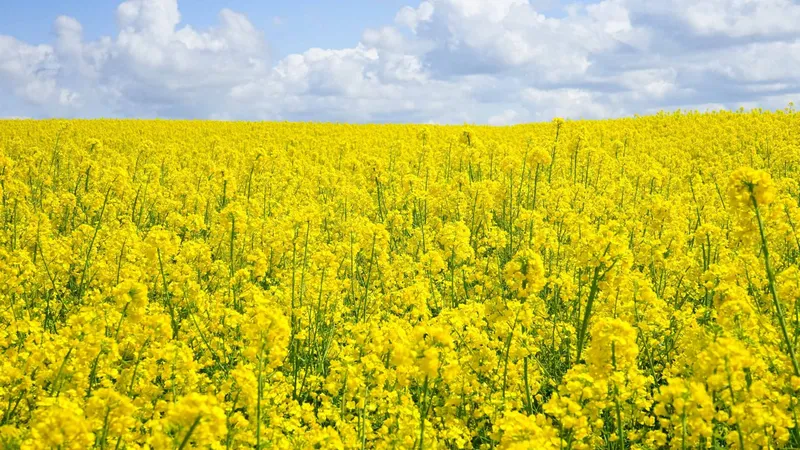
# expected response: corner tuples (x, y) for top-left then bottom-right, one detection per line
(488, 109), (521, 125)
(629, 0), (800, 38)
(0, 0), (799, 122)
(116, 0), (181, 38)
(395, 2), (434, 32)
(710, 41), (800, 82)
(616, 69), (680, 99)
(48, 0), (270, 117)
(59, 89), (82, 106)
(522, 87), (614, 119)
(0, 36), (61, 105)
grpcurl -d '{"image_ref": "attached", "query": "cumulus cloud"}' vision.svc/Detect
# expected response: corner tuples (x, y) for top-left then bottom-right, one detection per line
(0, 36), (58, 104)
(0, 0), (270, 118)
(489, 109), (522, 126)
(627, 0), (800, 39)
(0, 0), (798, 122)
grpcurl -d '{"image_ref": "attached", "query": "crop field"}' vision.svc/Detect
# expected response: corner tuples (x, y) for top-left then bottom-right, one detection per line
(2, 111), (800, 449)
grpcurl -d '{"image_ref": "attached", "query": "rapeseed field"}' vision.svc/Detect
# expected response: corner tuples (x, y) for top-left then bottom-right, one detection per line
(2, 110), (800, 448)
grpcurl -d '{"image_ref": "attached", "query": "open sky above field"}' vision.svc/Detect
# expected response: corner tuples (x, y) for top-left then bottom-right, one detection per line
(1, 0), (798, 123)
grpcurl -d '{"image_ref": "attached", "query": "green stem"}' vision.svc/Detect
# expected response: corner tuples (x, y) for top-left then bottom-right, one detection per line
(77, 187), (111, 302)
(750, 190), (800, 376)
(418, 376), (430, 450)
(178, 415), (203, 450)
(576, 263), (607, 363)
(523, 356), (534, 415)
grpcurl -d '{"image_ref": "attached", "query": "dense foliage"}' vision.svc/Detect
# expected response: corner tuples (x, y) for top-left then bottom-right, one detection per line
(2, 110), (800, 449)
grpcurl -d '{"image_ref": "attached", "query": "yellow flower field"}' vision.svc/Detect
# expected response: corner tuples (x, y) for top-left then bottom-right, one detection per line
(2, 110), (800, 449)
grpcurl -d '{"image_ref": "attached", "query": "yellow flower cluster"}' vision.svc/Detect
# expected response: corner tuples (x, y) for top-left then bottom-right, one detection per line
(2, 109), (800, 449)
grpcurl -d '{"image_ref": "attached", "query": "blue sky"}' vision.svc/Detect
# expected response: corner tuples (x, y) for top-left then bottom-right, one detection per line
(1, 0), (799, 123)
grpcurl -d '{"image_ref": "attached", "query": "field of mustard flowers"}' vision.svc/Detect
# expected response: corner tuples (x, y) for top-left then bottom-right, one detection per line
(2, 111), (800, 449)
